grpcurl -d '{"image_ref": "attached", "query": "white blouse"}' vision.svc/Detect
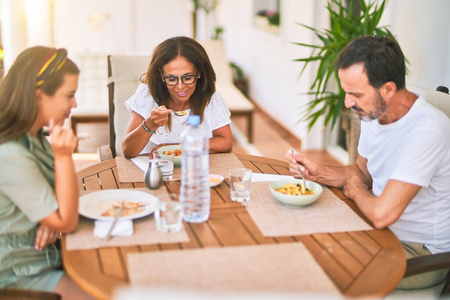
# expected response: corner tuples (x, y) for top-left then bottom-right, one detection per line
(125, 83), (231, 154)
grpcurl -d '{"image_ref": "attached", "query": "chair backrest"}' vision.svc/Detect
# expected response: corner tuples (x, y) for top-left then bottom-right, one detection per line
(199, 40), (234, 87)
(426, 86), (450, 118)
(107, 55), (151, 157)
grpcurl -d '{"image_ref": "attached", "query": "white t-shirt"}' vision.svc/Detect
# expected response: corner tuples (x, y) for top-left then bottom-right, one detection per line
(125, 83), (231, 154)
(358, 95), (450, 253)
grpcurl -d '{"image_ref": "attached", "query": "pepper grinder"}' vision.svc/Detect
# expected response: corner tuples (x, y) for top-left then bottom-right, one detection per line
(144, 159), (163, 189)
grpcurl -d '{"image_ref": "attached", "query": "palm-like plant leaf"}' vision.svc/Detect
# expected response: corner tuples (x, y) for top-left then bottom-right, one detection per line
(294, 0), (400, 131)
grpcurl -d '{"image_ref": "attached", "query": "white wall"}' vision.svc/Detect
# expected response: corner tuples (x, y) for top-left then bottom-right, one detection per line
(220, 0), (450, 151)
(51, 0), (193, 114)
(383, 0), (450, 95)
(220, 0), (328, 149)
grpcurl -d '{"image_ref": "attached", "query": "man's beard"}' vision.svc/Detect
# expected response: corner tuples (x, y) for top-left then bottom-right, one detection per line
(352, 90), (387, 122)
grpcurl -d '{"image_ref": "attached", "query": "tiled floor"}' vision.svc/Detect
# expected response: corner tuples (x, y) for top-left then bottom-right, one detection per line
(73, 107), (344, 172)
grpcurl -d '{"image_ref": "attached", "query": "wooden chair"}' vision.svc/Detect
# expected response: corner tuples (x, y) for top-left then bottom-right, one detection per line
(399, 86), (450, 297)
(404, 252), (450, 297)
(105, 55), (150, 159)
(0, 289), (61, 300)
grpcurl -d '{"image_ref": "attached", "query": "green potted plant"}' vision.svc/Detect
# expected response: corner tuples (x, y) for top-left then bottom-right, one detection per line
(294, 0), (398, 162)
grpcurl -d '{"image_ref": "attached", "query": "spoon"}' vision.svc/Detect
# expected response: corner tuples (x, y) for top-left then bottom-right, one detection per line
(291, 150), (307, 194)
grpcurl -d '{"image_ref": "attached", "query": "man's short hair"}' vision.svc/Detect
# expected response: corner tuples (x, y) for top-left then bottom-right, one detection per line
(335, 36), (406, 90)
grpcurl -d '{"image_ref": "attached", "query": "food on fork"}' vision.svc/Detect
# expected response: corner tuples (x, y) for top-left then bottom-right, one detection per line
(275, 183), (313, 196)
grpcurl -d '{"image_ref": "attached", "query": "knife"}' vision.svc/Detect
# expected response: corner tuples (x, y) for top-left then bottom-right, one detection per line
(104, 200), (125, 242)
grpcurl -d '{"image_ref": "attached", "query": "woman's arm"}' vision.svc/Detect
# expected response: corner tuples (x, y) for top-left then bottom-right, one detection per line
(209, 124), (232, 153)
(39, 124), (79, 233)
(122, 109), (172, 158)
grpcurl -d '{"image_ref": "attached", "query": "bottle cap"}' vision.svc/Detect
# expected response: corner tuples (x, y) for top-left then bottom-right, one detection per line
(188, 115), (200, 126)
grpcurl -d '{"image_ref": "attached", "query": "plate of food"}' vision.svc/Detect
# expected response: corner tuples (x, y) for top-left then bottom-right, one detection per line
(269, 178), (323, 207)
(209, 174), (224, 187)
(156, 145), (182, 166)
(79, 189), (158, 221)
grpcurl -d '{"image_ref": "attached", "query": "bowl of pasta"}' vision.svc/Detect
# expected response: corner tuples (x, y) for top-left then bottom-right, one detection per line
(269, 178), (322, 207)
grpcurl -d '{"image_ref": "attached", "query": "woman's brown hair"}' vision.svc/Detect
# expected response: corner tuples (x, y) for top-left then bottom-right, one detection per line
(144, 36), (216, 126)
(0, 46), (79, 144)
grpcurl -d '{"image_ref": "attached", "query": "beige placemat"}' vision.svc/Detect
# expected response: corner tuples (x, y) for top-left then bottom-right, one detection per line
(128, 243), (340, 295)
(245, 182), (372, 237)
(116, 153), (244, 183)
(65, 188), (189, 250)
(116, 156), (147, 183)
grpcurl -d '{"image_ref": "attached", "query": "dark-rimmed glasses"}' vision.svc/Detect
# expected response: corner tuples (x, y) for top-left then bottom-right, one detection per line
(162, 73), (199, 86)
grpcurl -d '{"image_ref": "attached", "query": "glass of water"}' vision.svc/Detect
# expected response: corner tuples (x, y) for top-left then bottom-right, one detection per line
(158, 159), (174, 180)
(155, 195), (183, 233)
(229, 168), (252, 202)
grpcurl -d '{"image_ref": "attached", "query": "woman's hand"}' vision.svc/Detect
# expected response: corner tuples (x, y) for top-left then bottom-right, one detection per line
(35, 225), (60, 251)
(145, 106), (172, 130)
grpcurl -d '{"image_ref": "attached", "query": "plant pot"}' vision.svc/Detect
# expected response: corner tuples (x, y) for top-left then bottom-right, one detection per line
(342, 109), (361, 164)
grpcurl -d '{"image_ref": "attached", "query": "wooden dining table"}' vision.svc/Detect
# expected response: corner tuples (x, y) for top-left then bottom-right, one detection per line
(63, 153), (406, 299)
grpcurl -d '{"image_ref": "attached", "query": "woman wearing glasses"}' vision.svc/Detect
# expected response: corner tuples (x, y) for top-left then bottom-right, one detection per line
(122, 36), (232, 158)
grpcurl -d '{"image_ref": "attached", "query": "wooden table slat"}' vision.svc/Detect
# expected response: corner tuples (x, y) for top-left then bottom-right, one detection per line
(348, 231), (382, 256)
(235, 212), (277, 245)
(207, 213), (257, 246)
(312, 233), (364, 277)
(98, 247), (127, 280)
(298, 235), (354, 291)
(330, 232), (374, 266)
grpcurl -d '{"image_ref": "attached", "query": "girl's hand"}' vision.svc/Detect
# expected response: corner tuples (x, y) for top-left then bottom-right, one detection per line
(35, 225), (60, 251)
(48, 119), (77, 157)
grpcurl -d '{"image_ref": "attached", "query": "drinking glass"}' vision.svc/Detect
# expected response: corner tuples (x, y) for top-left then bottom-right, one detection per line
(155, 196), (183, 233)
(229, 168), (252, 202)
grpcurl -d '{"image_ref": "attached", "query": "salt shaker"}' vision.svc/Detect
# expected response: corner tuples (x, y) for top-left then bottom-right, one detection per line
(144, 159), (163, 189)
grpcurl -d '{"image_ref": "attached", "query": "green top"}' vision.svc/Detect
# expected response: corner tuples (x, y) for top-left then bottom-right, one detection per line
(0, 131), (58, 234)
(0, 130), (63, 291)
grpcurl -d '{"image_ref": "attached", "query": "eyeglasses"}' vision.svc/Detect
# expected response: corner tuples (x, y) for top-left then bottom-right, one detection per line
(162, 73), (199, 86)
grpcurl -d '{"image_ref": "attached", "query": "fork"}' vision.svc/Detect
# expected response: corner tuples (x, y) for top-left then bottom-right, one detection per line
(291, 150), (307, 192)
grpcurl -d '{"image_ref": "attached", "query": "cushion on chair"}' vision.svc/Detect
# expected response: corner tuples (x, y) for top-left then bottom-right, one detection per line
(108, 56), (150, 157)
(426, 90), (450, 118)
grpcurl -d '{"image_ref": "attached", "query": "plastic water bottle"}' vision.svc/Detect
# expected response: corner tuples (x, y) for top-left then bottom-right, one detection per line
(180, 115), (210, 222)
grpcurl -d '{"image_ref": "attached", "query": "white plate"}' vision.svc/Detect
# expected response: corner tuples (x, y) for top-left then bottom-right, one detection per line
(209, 174), (224, 187)
(79, 189), (158, 221)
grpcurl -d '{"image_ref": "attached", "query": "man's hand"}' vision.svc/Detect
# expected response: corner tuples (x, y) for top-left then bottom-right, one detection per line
(343, 175), (369, 200)
(285, 150), (320, 182)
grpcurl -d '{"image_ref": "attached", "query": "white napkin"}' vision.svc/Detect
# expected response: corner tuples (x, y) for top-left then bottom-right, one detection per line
(131, 156), (150, 172)
(93, 220), (134, 238)
(251, 173), (293, 182)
